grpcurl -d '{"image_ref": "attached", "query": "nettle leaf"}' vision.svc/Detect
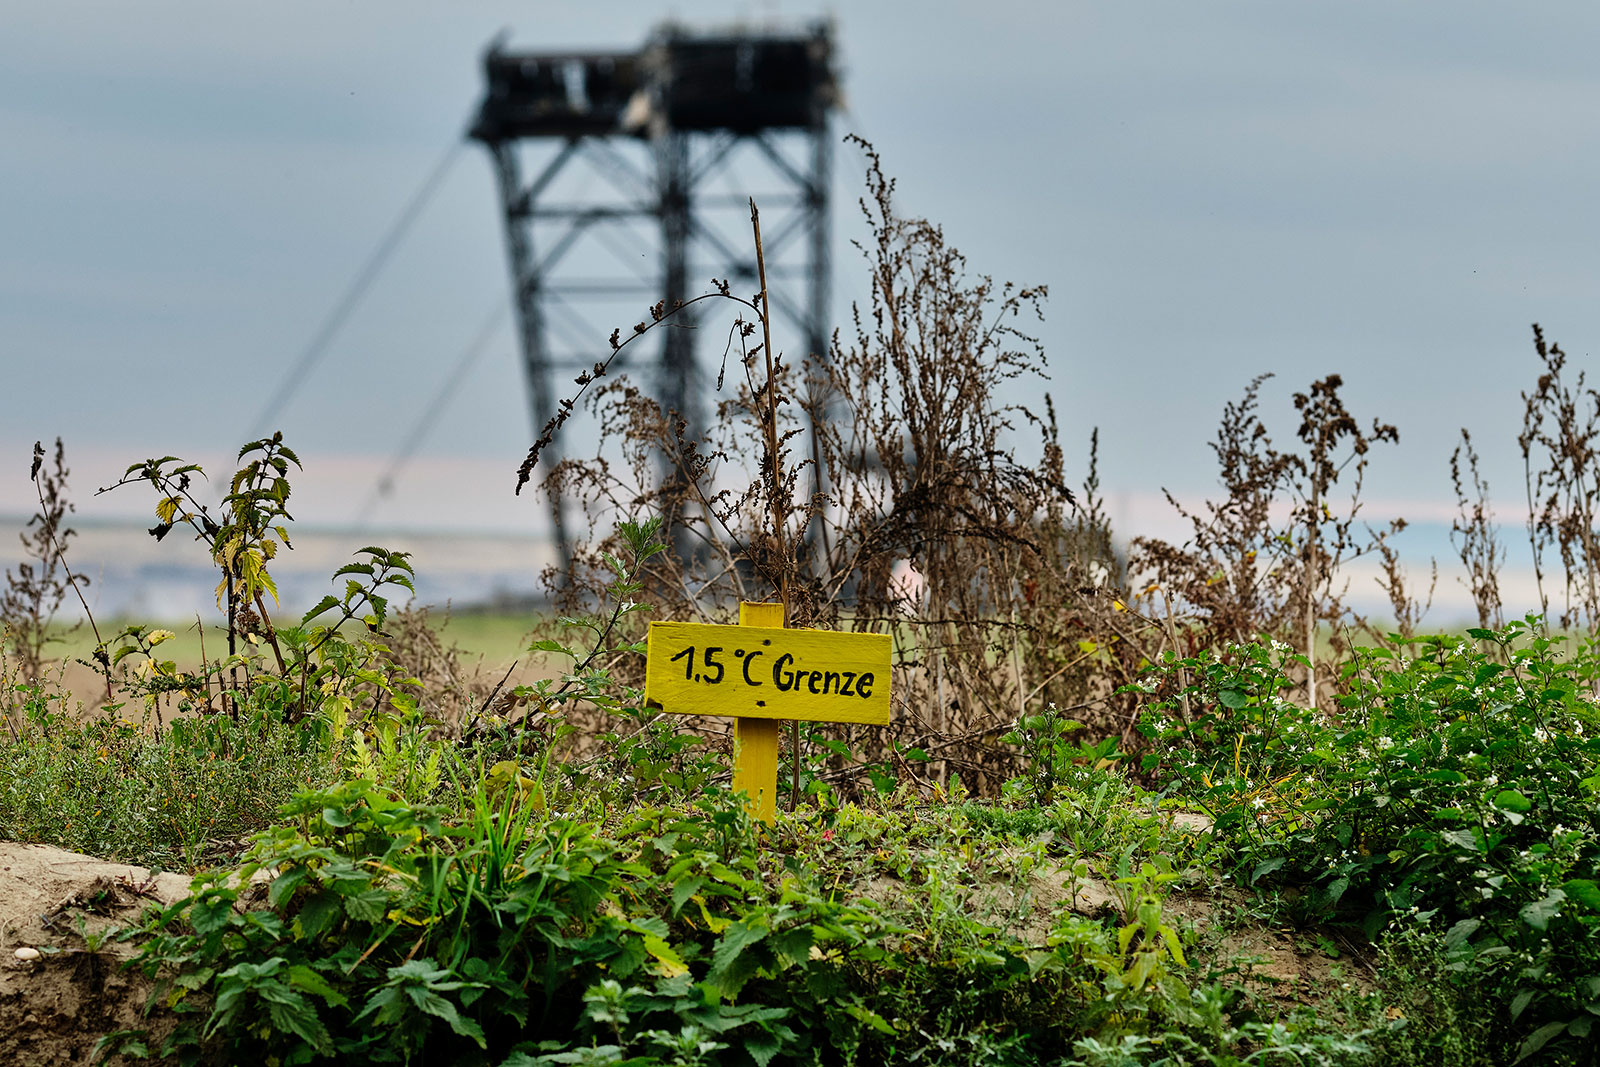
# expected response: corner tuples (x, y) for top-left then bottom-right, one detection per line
(269, 867), (310, 909)
(405, 987), (487, 1048)
(708, 918), (770, 995)
(640, 932), (688, 978)
(297, 891), (343, 940)
(343, 888), (390, 924)
(257, 567), (280, 606)
(302, 595), (340, 625)
(190, 892), (239, 938)
(745, 1027), (783, 1067)
(286, 964), (350, 1009)
(263, 993), (332, 1053)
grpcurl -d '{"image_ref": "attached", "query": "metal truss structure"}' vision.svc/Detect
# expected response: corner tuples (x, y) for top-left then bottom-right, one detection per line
(470, 22), (838, 566)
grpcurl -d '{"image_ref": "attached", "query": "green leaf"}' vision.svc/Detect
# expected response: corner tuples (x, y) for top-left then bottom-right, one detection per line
(1494, 789), (1533, 814)
(1250, 857), (1286, 885)
(1520, 890), (1566, 932)
(1515, 1020), (1569, 1062)
(708, 919), (769, 995)
(1218, 687), (1248, 709)
(745, 1027), (783, 1067)
(286, 964), (350, 1009)
(321, 805), (355, 828)
(268, 867), (309, 909)
(301, 595), (340, 624)
(1161, 925), (1188, 968)
(843, 1002), (898, 1035)
(406, 987), (486, 1047)
(297, 891), (342, 939)
(671, 876), (706, 915)
(1561, 879), (1600, 912)
(190, 892), (238, 938)
(263, 993), (333, 1053)
(343, 888), (390, 923)
(639, 932), (688, 977)
(1443, 918), (1481, 952)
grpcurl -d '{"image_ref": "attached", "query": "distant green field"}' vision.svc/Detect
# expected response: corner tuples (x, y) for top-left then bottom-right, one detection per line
(37, 610), (541, 674)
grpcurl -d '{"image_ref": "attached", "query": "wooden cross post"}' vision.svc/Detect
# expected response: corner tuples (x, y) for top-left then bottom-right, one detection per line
(645, 601), (892, 822)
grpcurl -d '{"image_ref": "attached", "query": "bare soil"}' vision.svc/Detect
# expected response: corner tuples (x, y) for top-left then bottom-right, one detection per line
(0, 842), (196, 1066)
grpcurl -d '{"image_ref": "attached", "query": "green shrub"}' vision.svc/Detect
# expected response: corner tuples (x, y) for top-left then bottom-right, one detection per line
(1140, 620), (1600, 1063)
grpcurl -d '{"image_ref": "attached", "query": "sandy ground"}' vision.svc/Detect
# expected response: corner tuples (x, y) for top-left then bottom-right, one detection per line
(0, 842), (199, 1066)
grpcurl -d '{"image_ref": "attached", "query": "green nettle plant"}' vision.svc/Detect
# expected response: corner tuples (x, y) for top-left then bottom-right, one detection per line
(102, 435), (304, 681)
(1002, 705), (1121, 806)
(98, 436), (424, 726)
(1139, 620), (1600, 1064)
(127, 780), (911, 1066)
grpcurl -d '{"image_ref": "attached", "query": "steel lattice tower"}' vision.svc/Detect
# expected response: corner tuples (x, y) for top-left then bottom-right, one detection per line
(470, 22), (837, 566)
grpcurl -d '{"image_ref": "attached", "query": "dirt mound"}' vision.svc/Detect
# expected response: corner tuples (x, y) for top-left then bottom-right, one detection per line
(0, 842), (196, 1066)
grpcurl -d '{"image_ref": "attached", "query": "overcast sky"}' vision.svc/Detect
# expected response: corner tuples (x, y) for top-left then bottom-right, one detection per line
(4, 1), (1599, 566)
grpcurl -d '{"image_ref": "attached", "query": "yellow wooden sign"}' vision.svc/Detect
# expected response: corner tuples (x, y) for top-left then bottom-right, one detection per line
(645, 623), (890, 725)
(644, 602), (892, 821)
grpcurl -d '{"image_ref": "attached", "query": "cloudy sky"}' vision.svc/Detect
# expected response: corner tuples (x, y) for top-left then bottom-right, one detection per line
(3, 2), (1599, 611)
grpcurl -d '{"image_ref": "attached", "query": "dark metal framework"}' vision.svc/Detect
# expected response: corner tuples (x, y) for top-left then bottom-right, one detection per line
(470, 22), (837, 564)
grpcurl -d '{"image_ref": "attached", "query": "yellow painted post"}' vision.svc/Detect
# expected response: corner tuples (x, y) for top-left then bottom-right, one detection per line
(732, 601), (785, 822)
